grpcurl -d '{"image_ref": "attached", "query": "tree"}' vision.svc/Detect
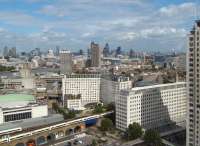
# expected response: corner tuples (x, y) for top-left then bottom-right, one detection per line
(105, 103), (115, 111)
(52, 103), (76, 120)
(100, 118), (113, 131)
(67, 110), (76, 119)
(52, 103), (59, 113)
(144, 129), (162, 146)
(104, 103), (115, 125)
(91, 139), (98, 146)
(0, 65), (15, 72)
(126, 122), (143, 140)
(93, 104), (104, 114)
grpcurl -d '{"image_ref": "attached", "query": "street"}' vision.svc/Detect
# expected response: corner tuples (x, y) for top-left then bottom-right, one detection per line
(52, 134), (93, 146)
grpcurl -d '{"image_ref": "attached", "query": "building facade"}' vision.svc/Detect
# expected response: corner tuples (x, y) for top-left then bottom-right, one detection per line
(91, 42), (101, 67)
(62, 74), (101, 106)
(100, 75), (132, 104)
(116, 82), (186, 131)
(187, 20), (200, 146)
(59, 50), (72, 75)
(64, 94), (83, 110)
(0, 94), (48, 124)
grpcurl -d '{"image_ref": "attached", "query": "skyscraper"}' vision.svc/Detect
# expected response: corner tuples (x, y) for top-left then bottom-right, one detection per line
(55, 46), (60, 56)
(103, 43), (110, 57)
(3, 46), (8, 57)
(91, 42), (101, 67)
(59, 50), (72, 75)
(187, 20), (200, 146)
(8, 47), (17, 58)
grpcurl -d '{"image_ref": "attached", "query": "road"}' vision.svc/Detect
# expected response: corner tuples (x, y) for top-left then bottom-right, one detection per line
(53, 134), (92, 146)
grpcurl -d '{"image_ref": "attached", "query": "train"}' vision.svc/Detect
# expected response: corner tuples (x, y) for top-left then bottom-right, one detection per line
(0, 111), (113, 143)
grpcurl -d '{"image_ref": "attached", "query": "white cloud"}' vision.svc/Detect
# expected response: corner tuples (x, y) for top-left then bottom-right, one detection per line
(0, 1), (195, 52)
(140, 27), (187, 38)
(0, 28), (5, 33)
(81, 32), (95, 38)
(0, 11), (44, 27)
(159, 2), (195, 17)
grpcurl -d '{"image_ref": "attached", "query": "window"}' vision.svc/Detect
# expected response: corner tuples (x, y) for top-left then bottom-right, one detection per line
(4, 112), (32, 122)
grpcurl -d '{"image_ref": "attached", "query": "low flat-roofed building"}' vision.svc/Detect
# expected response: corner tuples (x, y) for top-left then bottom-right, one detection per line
(0, 94), (48, 124)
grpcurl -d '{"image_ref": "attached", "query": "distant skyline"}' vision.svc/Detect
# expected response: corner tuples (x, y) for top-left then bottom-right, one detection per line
(0, 0), (199, 52)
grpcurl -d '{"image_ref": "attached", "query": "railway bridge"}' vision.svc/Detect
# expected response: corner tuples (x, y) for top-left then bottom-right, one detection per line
(0, 111), (113, 146)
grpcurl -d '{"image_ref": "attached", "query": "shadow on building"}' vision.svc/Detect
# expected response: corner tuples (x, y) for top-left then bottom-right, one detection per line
(140, 87), (174, 131)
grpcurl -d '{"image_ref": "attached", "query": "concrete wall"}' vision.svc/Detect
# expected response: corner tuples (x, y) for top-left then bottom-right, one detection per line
(0, 108), (3, 124)
(32, 105), (48, 118)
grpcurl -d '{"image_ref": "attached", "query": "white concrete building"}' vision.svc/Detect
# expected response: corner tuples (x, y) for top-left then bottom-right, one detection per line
(62, 74), (101, 106)
(1, 78), (35, 89)
(116, 82), (186, 131)
(187, 20), (200, 146)
(0, 94), (48, 124)
(100, 75), (132, 104)
(64, 94), (83, 110)
(0, 56), (7, 65)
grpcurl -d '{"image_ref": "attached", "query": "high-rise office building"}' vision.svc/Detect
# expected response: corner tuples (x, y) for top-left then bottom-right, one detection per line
(187, 20), (200, 146)
(9, 47), (17, 58)
(55, 46), (60, 56)
(103, 43), (110, 57)
(91, 42), (101, 67)
(100, 75), (132, 104)
(60, 50), (72, 75)
(116, 82), (186, 131)
(3, 46), (8, 57)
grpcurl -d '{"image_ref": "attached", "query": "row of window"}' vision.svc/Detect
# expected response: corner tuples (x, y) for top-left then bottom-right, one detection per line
(4, 112), (32, 122)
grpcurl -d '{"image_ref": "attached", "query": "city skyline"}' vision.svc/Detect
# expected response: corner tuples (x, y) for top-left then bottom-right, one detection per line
(0, 0), (199, 52)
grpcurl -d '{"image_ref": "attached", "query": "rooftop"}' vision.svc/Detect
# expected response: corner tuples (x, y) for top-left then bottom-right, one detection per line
(131, 82), (186, 91)
(0, 94), (35, 102)
(0, 114), (63, 135)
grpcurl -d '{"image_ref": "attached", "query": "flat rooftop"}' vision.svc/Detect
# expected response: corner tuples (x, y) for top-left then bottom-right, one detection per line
(131, 82), (186, 91)
(0, 114), (64, 135)
(0, 94), (36, 108)
(0, 94), (35, 102)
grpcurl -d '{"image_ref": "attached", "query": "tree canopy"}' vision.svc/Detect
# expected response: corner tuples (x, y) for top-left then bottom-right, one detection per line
(144, 129), (162, 146)
(126, 122), (143, 140)
(0, 65), (15, 72)
(93, 103), (104, 114)
(100, 118), (113, 131)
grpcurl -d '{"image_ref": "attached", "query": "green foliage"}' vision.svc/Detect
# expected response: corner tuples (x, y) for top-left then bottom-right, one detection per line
(52, 103), (76, 120)
(0, 65), (15, 72)
(126, 122), (143, 140)
(67, 110), (76, 119)
(52, 102), (59, 113)
(91, 139), (98, 146)
(144, 129), (162, 146)
(105, 103), (115, 111)
(100, 118), (113, 131)
(93, 103), (104, 114)
(104, 103), (115, 125)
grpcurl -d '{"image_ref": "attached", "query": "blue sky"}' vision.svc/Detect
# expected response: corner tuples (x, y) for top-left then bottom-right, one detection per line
(0, 0), (199, 52)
